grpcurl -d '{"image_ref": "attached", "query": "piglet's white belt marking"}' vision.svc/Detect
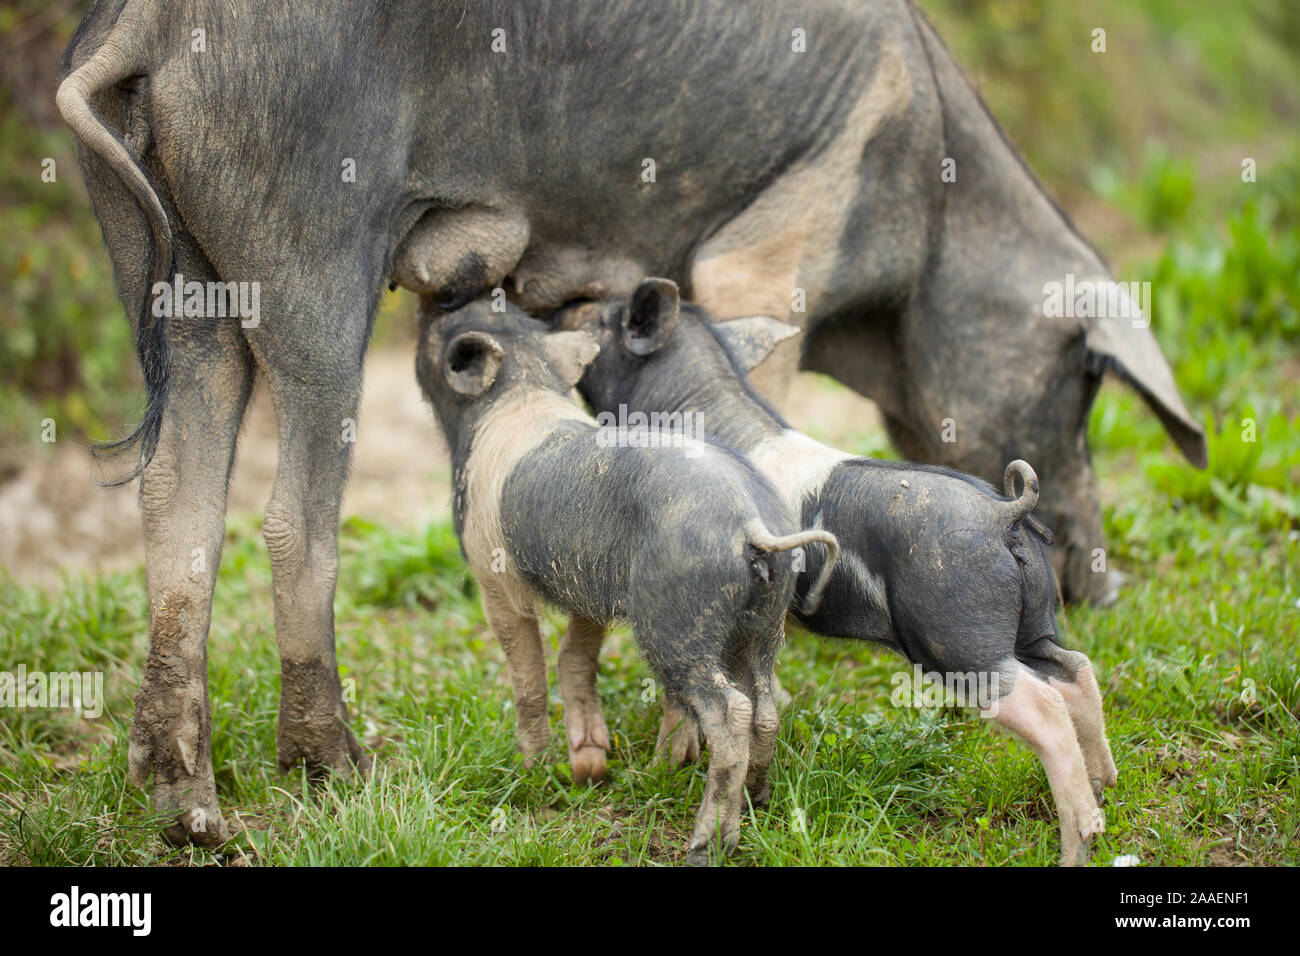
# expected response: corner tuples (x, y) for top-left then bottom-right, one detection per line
(462, 387), (591, 617)
(747, 430), (853, 510)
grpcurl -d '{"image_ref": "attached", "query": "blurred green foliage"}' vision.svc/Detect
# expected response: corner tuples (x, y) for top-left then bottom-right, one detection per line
(1142, 409), (1297, 528)
(1086, 150), (1300, 529)
(1091, 144), (1198, 232)
(924, 0), (1300, 188)
(342, 515), (475, 611)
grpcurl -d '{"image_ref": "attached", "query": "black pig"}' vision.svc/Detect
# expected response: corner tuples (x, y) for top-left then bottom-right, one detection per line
(416, 299), (838, 864)
(555, 279), (1118, 866)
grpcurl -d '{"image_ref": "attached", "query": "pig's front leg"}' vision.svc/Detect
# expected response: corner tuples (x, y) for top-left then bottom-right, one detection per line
(656, 694), (701, 766)
(481, 589), (551, 764)
(556, 615), (611, 783)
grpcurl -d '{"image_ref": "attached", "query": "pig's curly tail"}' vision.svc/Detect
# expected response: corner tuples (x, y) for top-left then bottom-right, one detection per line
(1003, 460), (1054, 543)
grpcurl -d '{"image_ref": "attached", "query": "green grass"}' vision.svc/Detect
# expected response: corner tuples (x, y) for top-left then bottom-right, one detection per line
(1, 483), (1296, 866)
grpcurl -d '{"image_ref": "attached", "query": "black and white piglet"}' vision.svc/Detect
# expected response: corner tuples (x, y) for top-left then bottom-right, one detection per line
(554, 278), (1119, 866)
(416, 299), (839, 864)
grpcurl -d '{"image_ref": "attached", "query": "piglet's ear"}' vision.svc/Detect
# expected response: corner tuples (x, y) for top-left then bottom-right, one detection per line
(712, 316), (800, 372)
(543, 330), (601, 389)
(444, 331), (504, 397)
(622, 277), (679, 356)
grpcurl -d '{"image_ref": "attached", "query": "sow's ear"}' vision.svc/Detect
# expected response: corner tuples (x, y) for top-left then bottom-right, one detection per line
(444, 331), (504, 397)
(1085, 312), (1208, 468)
(543, 330), (601, 389)
(623, 277), (679, 356)
(712, 316), (801, 372)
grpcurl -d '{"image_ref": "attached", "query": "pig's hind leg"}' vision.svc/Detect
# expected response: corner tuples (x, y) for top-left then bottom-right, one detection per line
(556, 615), (612, 783)
(683, 678), (754, 866)
(982, 660), (1105, 866)
(1020, 640), (1118, 801)
(742, 622), (785, 809)
(130, 289), (253, 847)
(653, 639), (783, 773)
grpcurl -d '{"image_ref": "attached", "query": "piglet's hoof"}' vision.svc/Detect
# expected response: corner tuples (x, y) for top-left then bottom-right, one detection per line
(1084, 807), (1106, 841)
(1063, 808), (1106, 866)
(685, 845), (714, 867)
(685, 834), (738, 867)
(570, 744), (608, 784)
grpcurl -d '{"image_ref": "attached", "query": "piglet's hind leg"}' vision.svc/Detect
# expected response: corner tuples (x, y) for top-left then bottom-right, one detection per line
(743, 623), (784, 809)
(983, 662), (1105, 866)
(1050, 654), (1119, 802)
(685, 681), (753, 866)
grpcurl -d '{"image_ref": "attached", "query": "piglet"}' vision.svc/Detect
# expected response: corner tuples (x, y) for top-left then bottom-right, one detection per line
(555, 278), (1119, 866)
(416, 299), (839, 864)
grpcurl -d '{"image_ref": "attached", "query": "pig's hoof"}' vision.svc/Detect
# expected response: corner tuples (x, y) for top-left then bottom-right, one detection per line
(1083, 807), (1106, 838)
(146, 772), (230, 848)
(685, 832), (738, 866)
(655, 723), (701, 767)
(277, 718), (372, 778)
(570, 744), (608, 784)
(160, 796), (230, 848)
(1103, 760), (1119, 790)
(1090, 772), (1118, 804)
(685, 841), (720, 867)
(520, 741), (552, 770)
(519, 731), (553, 769)
(129, 713), (230, 848)
(1062, 808), (1106, 866)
